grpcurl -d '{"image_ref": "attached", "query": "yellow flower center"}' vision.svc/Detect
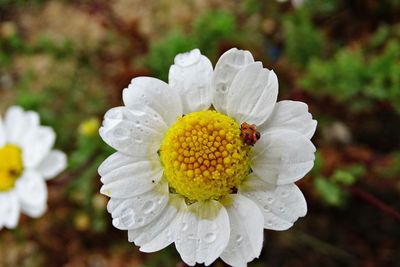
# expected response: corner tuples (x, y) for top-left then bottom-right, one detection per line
(0, 144), (23, 192)
(160, 110), (251, 202)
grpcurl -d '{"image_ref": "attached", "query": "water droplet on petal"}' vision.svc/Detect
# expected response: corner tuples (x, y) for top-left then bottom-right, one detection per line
(113, 128), (129, 139)
(182, 222), (188, 231)
(218, 83), (227, 93)
(267, 197), (274, 204)
(263, 205), (271, 212)
(120, 208), (135, 227)
(188, 234), (196, 240)
(204, 233), (217, 243)
(143, 200), (155, 214)
(235, 235), (243, 243)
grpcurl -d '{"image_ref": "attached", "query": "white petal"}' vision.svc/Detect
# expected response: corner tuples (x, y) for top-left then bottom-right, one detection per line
(175, 200), (230, 266)
(212, 48), (254, 114)
(252, 130), (316, 185)
(0, 191), (20, 229)
(241, 174), (307, 230)
(0, 117), (6, 146)
(15, 170), (48, 218)
(128, 195), (184, 246)
(108, 181), (169, 230)
(139, 195), (187, 253)
(4, 106), (25, 144)
(226, 62), (278, 126)
(21, 126), (56, 168)
(123, 76), (182, 127)
(98, 151), (138, 177)
(99, 153), (163, 198)
(259, 100), (317, 139)
(168, 48), (213, 114)
(220, 194), (264, 267)
(37, 150), (67, 180)
(4, 107), (40, 146)
(99, 106), (165, 157)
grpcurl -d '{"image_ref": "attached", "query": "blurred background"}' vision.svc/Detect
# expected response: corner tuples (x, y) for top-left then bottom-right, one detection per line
(0, 0), (400, 266)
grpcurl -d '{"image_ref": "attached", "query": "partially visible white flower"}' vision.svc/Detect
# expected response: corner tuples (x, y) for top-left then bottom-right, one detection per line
(0, 106), (67, 229)
(277, 0), (305, 8)
(99, 48), (316, 266)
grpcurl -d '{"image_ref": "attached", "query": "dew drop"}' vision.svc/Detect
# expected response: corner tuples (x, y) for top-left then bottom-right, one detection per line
(182, 222), (188, 231)
(135, 137), (143, 143)
(235, 234), (243, 243)
(263, 205), (271, 212)
(188, 234), (196, 240)
(142, 200), (155, 214)
(267, 220), (273, 226)
(113, 128), (129, 139)
(204, 233), (217, 243)
(279, 207), (285, 212)
(267, 197), (274, 204)
(120, 208), (135, 227)
(219, 84), (227, 93)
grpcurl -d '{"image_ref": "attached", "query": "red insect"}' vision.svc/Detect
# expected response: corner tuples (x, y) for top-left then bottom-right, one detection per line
(240, 122), (261, 146)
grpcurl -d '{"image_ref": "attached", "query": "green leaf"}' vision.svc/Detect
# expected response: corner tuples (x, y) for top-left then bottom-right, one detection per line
(314, 177), (345, 206)
(331, 170), (356, 185)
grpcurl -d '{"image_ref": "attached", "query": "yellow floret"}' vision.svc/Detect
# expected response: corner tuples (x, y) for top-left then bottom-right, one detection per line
(160, 110), (251, 202)
(0, 144), (23, 192)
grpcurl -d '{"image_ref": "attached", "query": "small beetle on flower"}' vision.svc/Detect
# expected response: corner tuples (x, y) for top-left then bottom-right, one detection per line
(240, 122), (261, 146)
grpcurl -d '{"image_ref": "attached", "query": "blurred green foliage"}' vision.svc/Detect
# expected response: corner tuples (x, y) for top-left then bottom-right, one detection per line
(283, 8), (324, 67)
(283, 3), (400, 114)
(192, 10), (236, 56)
(147, 9), (237, 81)
(300, 38), (400, 113)
(314, 164), (366, 206)
(147, 30), (196, 81)
(375, 152), (400, 179)
(0, 0), (44, 7)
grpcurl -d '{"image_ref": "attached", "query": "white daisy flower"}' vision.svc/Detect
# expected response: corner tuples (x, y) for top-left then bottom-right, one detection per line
(99, 48), (317, 266)
(277, 0), (305, 8)
(0, 106), (67, 229)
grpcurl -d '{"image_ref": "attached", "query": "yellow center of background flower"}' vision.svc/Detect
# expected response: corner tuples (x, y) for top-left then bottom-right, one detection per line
(160, 110), (251, 202)
(0, 144), (23, 192)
